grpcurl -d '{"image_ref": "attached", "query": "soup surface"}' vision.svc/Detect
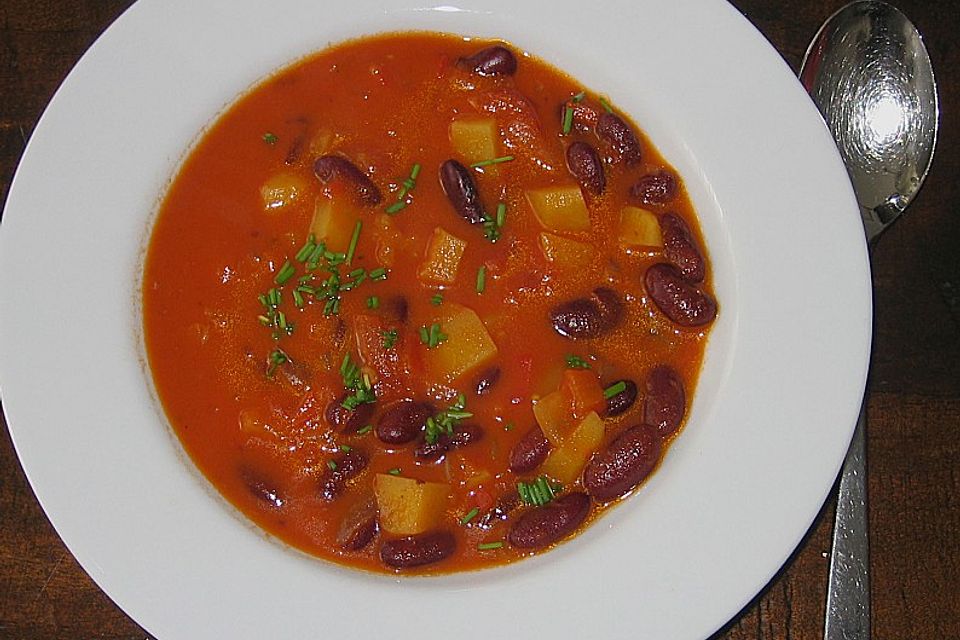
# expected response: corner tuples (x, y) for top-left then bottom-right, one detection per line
(143, 32), (717, 574)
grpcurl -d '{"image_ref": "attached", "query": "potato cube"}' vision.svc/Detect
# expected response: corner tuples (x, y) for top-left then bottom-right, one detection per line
(418, 227), (467, 284)
(533, 389), (576, 446)
(260, 172), (308, 211)
(449, 118), (500, 173)
(310, 196), (359, 252)
(422, 303), (498, 383)
(525, 185), (591, 232)
(374, 474), (449, 535)
(618, 206), (663, 248)
(538, 232), (597, 271)
(540, 411), (605, 483)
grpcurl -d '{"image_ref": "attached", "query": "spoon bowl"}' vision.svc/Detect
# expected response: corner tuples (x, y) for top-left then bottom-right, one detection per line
(802, 0), (938, 240)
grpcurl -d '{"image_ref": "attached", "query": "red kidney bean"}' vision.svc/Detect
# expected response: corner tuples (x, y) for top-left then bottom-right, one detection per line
(629, 170), (678, 205)
(440, 159), (485, 224)
(644, 263), (717, 327)
(474, 366), (501, 396)
(384, 295), (409, 324)
(325, 393), (375, 433)
(380, 530), (456, 569)
(565, 141), (605, 195)
(377, 401), (434, 444)
(603, 379), (638, 417)
(660, 213), (706, 283)
(336, 496), (378, 551)
(508, 426), (552, 473)
(508, 493), (591, 549)
(320, 449), (368, 501)
(415, 424), (484, 460)
(477, 490), (521, 529)
(550, 287), (624, 339)
(583, 425), (661, 501)
(239, 466), (285, 508)
(457, 45), (517, 76)
(596, 112), (642, 164)
(313, 155), (382, 206)
(644, 365), (686, 437)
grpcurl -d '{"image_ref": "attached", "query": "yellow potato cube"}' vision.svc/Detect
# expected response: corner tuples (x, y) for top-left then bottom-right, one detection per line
(418, 227), (467, 284)
(538, 232), (597, 271)
(449, 118), (500, 173)
(525, 185), (591, 232)
(533, 390), (575, 446)
(260, 172), (308, 211)
(540, 411), (605, 483)
(374, 474), (449, 535)
(423, 303), (498, 383)
(310, 196), (359, 253)
(618, 206), (663, 248)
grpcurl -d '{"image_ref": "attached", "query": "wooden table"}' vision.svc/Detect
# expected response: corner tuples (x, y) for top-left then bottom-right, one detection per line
(1, 1), (957, 638)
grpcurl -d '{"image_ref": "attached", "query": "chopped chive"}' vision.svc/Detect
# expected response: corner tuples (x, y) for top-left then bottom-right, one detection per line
(599, 97), (613, 113)
(387, 468), (401, 476)
(295, 238), (316, 262)
(307, 243), (326, 267)
(504, 422), (514, 432)
(367, 295), (380, 309)
(340, 445), (352, 453)
(409, 163), (421, 180)
(258, 293), (269, 307)
(476, 265), (486, 294)
(327, 460), (338, 471)
(430, 293), (443, 306)
(292, 289), (304, 307)
(266, 348), (289, 377)
(262, 132), (278, 145)
(382, 329), (398, 349)
(565, 354), (591, 369)
(257, 315), (271, 326)
(369, 267), (387, 281)
(477, 541), (504, 551)
(277, 311), (288, 330)
(386, 201), (407, 214)
(345, 220), (362, 265)
(419, 326), (430, 344)
(357, 424), (373, 435)
(470, 155), (515, 169)
(572, 91), (586, 103)
(460, 507), (480, 525)
(275, 260), (296, 285)
(495, 202), (506, 227)
(603, 381), (627, 399)
(562, 103), (575, 135)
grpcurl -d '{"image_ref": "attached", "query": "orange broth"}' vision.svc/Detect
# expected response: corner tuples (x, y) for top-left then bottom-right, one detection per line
(143, 32), (716, 574)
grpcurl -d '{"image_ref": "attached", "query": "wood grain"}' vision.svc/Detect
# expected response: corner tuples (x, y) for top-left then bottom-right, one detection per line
(1, 1), (957, 638)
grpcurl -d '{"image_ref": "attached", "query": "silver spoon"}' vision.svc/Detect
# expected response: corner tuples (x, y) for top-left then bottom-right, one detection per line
(800, 2), (938, 639)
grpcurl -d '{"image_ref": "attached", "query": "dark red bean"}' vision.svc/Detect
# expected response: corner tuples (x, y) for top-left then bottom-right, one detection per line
(596, 112), (642, 164)
(550, 287), (624, 340)
(325, 394), (375, 433)
(583, 425), (661, 501)
(377, 401), (433, 445)
(313, 155), (382, 206)
(644, 365), (686, 437)
(380, 530), (456, 568)
(383, 295), (409, 324)
(320, 450), (368, 501)
(508, 426), (552, 473)
(565, 141), (605, 195)
(644, 263), (717, 327)
(336, 496), (378, 551)
(660, 213), (706, 283)
(457, 45), (517, 77)
(239, 466), (285, 508)
(630, 170), (678, 205)
(474, 366), (501, 396)
(603, 379), (638, 417)
(440, 159), (485, 224)
(415, 424), (483, 460)
(508, 493), (591, 549)
(477, 490), (521, 528)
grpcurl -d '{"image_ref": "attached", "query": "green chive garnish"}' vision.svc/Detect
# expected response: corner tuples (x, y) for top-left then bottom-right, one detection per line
(263, 132), (278, 145)
(346, 220), (362, 265)
(357, 425), (373, 435)
(562, 104), (575, 135)
(470, 155), (514, 169)
(387, 468), (401, 476)
(603, 381), (627, 399)
(369, 267), (387, 281)
(327, 460), (338, 471)
(599, 97), (613, 113)
(476, 266), (486, 294)
(477, 541), (504, 550)
(367, 296), (380, 309)
(565, 354), (591, 369)
(295, 237), (316, 262)
(386, 201), (407, 214)
(430, 293), (443, 306)
(460, 507), (480, 525)
(572, 91), (586, 103)
(340, 445), (352, 453)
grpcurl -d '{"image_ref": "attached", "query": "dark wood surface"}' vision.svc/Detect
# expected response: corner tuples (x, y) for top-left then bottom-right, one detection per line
(1, 1), (957, 638)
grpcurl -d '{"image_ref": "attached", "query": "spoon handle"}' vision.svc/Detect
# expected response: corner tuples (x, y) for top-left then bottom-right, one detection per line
(825, 404), (871, 640)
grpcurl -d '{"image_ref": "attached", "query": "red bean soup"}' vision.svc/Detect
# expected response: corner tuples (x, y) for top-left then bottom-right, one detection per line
(143, 32), (717, 574)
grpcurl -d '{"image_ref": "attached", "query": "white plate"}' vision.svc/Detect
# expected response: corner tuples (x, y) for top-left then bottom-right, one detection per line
(0, 1), (870, 638)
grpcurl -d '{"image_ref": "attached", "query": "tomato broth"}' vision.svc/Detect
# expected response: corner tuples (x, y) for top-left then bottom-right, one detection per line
(143, 32), (717, 574)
